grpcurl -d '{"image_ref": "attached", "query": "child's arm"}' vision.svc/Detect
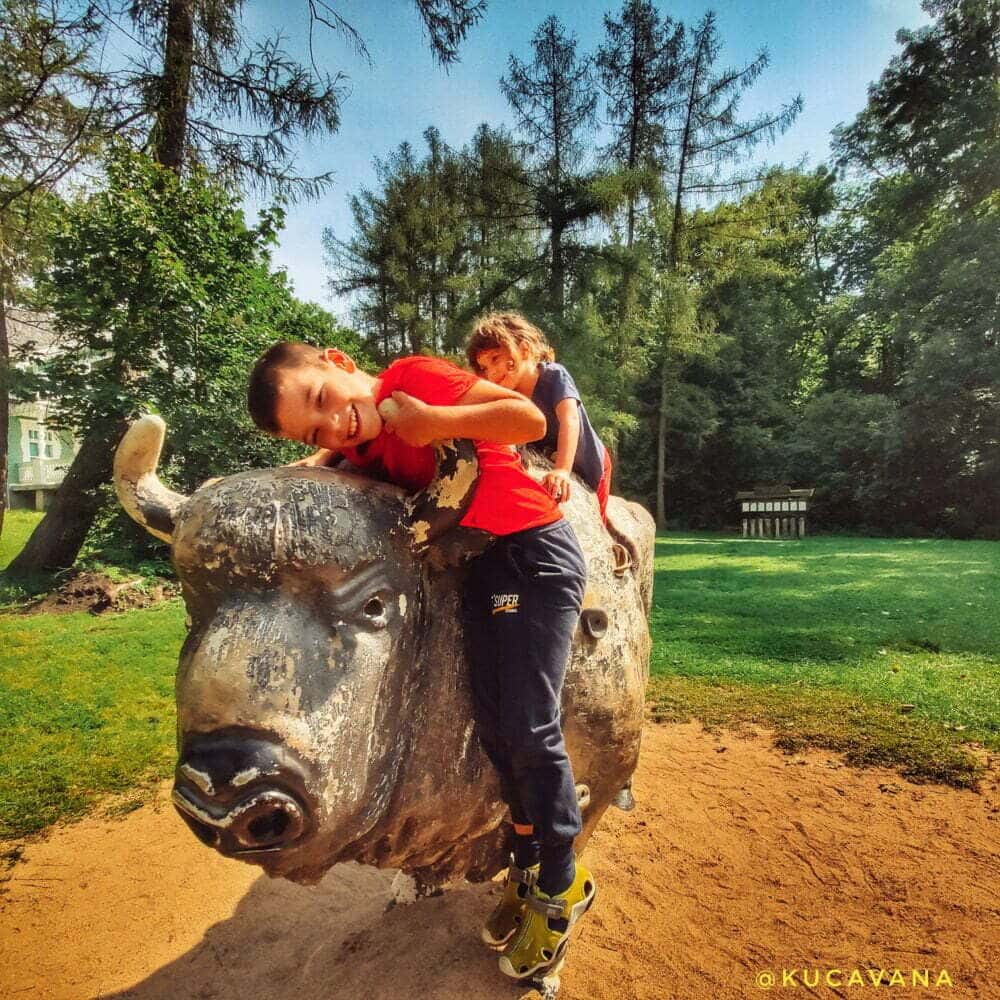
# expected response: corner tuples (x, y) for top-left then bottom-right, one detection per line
(286, 448), (336, 467)
(543, 398), (581, 503)
(380, 380), (545, 447)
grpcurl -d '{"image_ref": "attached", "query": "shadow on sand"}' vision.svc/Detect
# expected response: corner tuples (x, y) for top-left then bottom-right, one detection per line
(103, 862), (536, 1000)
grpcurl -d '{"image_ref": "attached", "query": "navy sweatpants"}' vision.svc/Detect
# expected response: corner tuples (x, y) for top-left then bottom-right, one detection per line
(462, 518), (587, 855)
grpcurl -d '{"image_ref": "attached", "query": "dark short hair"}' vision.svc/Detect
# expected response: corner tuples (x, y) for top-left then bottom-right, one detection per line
(247, 341), (324, 433)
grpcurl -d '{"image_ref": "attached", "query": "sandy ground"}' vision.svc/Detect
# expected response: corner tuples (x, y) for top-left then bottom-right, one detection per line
(2, 720), (998, 1000)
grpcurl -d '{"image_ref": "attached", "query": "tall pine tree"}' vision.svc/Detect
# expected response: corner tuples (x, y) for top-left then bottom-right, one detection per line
(501, 16), (599, 317)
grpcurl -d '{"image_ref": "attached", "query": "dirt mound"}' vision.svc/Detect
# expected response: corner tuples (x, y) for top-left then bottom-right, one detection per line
(25, 571), (179, 615)
(1, 720), (997, 1000)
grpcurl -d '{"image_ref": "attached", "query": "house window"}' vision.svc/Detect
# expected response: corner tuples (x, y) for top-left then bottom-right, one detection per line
(44, 431), (56, 459)
(28, 428), (40, 458)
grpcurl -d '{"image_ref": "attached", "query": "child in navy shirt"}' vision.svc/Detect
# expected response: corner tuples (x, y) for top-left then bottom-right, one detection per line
(466, 312), (613, 520)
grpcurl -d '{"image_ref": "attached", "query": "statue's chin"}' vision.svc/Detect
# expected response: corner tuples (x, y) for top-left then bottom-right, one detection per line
(239, 836), (338, 884)
(245, 820), (376, 884)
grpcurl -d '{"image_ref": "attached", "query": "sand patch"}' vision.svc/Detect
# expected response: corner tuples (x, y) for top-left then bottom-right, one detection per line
(2, 721), (997, 999)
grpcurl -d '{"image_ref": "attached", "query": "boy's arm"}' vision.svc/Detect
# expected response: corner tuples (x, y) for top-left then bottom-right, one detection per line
(544, 398), (581, 502)
(380, 379), (545, 447)
(286, 447), (337, 468)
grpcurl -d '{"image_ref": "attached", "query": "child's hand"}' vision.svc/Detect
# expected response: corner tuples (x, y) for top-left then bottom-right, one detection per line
(379, 391), (439, 447)
(287, 448), (335, 468)
(543, 469), (572, 503)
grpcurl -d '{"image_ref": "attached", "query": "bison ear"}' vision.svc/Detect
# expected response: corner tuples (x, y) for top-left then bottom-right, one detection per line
(403, 438), (493, 568)
(113, 415), (189, 543)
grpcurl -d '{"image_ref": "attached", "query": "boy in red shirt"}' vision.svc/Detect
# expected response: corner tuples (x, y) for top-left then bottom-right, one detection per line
(247, 343), (596, 981)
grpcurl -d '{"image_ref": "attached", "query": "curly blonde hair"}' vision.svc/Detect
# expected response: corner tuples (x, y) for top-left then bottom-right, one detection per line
(466, 311), (555, 374)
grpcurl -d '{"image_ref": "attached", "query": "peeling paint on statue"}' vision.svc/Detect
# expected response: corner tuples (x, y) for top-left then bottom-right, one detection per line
(113, 415), (654, 886)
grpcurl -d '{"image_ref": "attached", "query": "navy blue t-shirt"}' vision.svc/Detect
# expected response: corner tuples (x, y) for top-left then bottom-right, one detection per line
(531, 362), (606, 490)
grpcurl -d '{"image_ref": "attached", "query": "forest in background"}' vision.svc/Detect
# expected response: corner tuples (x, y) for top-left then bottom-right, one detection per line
(327, 0), (998, 537)
(1, 0), (996, 578)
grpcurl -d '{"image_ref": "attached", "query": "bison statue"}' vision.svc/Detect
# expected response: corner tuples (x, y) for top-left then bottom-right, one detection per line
(114, 415), (654, 887)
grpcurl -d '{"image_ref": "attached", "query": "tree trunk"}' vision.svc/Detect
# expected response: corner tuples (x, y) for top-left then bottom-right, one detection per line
(155, 0), (195, 171)
(550, 219), (565, 317)
(655, 353), (669, 528)
(380, 283), (389, 363)
(0, 293), (9, 542)
(7, 416), (128, 573)
(429, 266), (438, 354)
(626, 109), (638, 249)
(654, 27), (702, 532)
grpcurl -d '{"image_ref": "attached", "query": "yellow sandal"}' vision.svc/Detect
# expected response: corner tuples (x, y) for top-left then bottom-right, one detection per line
(498, 862), (596, 980)
(481, 857), (540, 948)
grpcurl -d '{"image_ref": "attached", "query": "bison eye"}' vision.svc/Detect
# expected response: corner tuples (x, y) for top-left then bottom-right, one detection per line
(363, 596), (386, 621)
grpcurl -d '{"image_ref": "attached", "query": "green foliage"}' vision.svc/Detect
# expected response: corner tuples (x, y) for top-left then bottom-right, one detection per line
(21, 145), (368, 565)
(39, 146), (274, 425)
(0, 0), (106, 211)
(500, 15), (605, 316)
(596, 1), (684, 194)
(33, 145), (358, 484)
(321, 0), (994, 537)
(825, 0), (1000, 536)
(327, 125), (536, 362)
(784, 392), (902, 527)
(835, 0), (999, 211)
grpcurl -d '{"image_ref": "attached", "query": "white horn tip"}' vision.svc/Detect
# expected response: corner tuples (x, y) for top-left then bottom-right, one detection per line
(114, 415), (165, 476)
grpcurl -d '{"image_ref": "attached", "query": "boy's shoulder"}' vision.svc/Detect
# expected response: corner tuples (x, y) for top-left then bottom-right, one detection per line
(379, 354), (478, 406)
(381, 354), (467, 381)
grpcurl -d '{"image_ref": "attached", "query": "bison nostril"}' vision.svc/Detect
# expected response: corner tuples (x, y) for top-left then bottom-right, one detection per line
(248, 808), (290, 844)
(231, 791), (306, 851)
(173, 784), (309, 854)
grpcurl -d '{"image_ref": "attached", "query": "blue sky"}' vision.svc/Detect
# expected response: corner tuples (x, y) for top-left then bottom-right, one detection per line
(242, 0), (930, 314)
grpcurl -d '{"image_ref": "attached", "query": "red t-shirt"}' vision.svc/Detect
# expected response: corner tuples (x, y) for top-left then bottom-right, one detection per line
(340, 356), (562, 536)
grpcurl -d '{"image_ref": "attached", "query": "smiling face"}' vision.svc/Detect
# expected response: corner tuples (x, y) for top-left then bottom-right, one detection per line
(474, 344), (536, 394)
(273, 350), (383, 450)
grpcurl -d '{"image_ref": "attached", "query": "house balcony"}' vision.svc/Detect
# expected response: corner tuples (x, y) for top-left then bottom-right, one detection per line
(9, 457), (71, 490)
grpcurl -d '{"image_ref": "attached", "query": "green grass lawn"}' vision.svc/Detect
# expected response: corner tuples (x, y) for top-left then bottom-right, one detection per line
(0, 511), (43, 569)
(1, 518), (997, 840)
(648, 534), (999, 787)
(0, 602), (185, 838)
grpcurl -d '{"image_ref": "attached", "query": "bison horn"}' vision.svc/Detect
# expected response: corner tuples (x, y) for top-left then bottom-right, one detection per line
(113, 415), (188, 543)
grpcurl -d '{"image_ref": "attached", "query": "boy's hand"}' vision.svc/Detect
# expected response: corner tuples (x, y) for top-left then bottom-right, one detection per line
(379, 391), (440, 447)
(543, 469), (572, 503)
(287, 448), (335, 468)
